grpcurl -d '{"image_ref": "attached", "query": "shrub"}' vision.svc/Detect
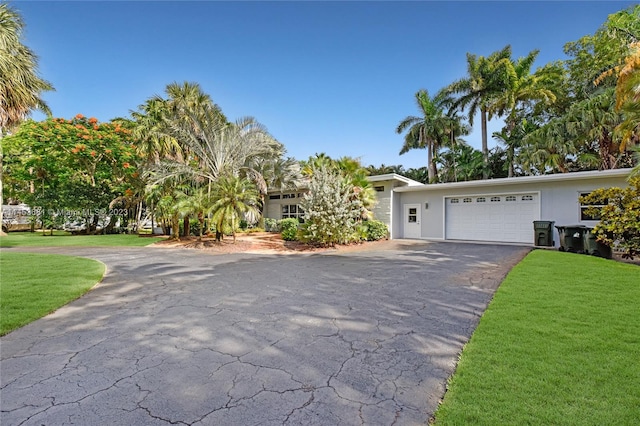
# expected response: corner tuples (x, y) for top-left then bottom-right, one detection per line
(239, 219), (248, 231)
(264, 218), (279, 232)
(299, 164), (364, 245)
(279, 218), (299, 241)
(364, 220), (388, 241)
(581, 176), (640, 259)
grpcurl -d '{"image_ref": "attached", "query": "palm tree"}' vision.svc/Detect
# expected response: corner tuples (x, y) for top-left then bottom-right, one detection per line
(396, 90), (459, 183)
(441, 45), (512, 179)
(489, 50), (557, 177)
(210, 175), (260, 242)
(366, 164), (406, 176)
(175, 186), (214, 241)
(0, 4), (53, 233)
(0, 4), (53, 133)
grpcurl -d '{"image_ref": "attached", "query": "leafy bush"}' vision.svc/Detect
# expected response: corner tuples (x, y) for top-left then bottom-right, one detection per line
(364, 220), (388, 241)
(239, 219), (248, 231)
(279, 218), (299, 241)
(264, 218), (279, 232)
(238, 227), (265, 234)
(299, 164), (364, 245)
(580, 177), (640, 259)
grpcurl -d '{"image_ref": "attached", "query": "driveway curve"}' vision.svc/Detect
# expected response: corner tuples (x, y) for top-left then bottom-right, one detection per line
(1, 241), (529, 425)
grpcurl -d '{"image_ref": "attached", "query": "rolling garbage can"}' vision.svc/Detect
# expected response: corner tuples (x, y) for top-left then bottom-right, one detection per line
(582, 227), (612, 259)
(533, 221), (555, 246)
(555, 225), (587, 253)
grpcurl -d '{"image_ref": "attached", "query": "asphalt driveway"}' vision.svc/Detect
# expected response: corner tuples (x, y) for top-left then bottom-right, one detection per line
(1, 241), (529, 425)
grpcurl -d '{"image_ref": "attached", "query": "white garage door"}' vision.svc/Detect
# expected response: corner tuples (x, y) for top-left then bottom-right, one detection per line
(445, 193), (539, 243)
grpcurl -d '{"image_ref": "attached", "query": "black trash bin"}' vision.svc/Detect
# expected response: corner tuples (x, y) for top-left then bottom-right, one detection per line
(533, 221), (555, 246)
(555, 225), (587, 253)
(582, 227), (613, 259)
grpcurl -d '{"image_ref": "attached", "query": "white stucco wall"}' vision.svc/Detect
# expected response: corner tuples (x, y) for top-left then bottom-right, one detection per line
(393, 171), (630, 245)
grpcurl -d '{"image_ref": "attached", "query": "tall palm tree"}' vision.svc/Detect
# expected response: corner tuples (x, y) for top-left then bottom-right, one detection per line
(210, 175), (260, 242)
(489, 50), (557, 177)
(441, 45), (512, 178)
(1, 4), (54, 234)
(396, 90), (459, 183)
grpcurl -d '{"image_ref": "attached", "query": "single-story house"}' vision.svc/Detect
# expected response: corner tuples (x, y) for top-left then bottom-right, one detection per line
(265, 168), (633, 247)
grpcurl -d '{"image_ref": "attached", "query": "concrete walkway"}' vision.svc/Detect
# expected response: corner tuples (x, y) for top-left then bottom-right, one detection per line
(1, 241), (529, 425)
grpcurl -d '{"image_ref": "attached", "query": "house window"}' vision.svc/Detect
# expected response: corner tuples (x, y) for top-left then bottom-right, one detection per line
(408, 207), (417, 223)
(522, 195), (534, 201)
(282, 204), (305, 222)
(463, 197), (472, 203)
(450, 198), (459, 204)
(477, 197), (486, 203)
(490, 196), (501, 202)
(282, 194), (296, 199)
(580, 192), (605, 221)
(374, 186), (385, 192)
(269, 194), (281, 200)
(506, 195), (516, 202)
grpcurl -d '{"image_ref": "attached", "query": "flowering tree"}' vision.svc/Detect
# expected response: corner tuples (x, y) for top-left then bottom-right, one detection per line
(4, 114), (140, 232)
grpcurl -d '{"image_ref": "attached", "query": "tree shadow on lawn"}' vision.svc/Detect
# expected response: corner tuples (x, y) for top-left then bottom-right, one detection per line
(0, 243), (529, 425)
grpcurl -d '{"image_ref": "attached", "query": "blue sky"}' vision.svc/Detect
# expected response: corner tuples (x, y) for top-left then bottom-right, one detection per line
(15, 1), (634, 169)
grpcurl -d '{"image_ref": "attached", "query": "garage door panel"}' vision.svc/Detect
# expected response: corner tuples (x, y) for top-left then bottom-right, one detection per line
(445, 193), (539, 244)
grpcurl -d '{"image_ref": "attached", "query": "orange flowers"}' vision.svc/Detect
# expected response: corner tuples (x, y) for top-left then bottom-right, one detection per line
(93, 125), (99, 130)
(105, 149), (112, 154)
(88, 117), (98, 124)
(123, 162), (130, 169)
(75, 113), (84, 119)
(90, 151), (96, 157)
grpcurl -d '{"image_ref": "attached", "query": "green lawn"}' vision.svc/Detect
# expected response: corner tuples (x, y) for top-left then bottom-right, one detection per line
(433, 250), (640, 425)
(0, 231), (163, 247)
(0, 252), (105, 336)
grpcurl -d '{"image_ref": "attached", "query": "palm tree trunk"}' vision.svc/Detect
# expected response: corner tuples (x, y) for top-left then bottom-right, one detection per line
(508, 145), (515, 178)
(481, 108), (489, 179)
(427, 142), (435, 183)
(171, 214), (180, 240)
(183, 216), (190, 237)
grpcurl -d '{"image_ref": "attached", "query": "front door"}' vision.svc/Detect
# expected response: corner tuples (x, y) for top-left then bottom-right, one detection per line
(403, 204), (421, 239)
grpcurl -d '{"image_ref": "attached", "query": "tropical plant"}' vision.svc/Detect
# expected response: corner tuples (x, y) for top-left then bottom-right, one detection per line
(299, 163), (364, 246)
(210, 175), (260, 242)
(264, 217), (279, 232)
(279, 218), (299, 241)
(365, 164), (406, 176)
(0, 4), (54, 232)
(580, 177), (640, 259)
(363, 220), (388, 241)
(396, 90), (465, 183)
(403, 167), (429, 184)
(175, 185), (214, 241)
(436, 143), (484, 182)
(0, 4), (53, 133)
(441, 45), (512, 178)
(489, 51), (558, 177)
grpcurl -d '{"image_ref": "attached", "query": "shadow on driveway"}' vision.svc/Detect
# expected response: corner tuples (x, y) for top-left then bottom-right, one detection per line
(1, 242), (529, 425)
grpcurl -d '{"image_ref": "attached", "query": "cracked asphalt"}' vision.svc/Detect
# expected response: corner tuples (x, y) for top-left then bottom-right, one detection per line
(1, 241), (529, 425)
